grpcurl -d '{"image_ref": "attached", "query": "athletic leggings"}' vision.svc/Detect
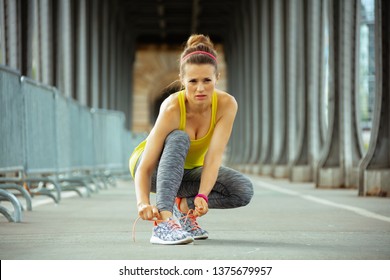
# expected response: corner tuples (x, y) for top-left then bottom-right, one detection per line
(134, 130), (254, 212)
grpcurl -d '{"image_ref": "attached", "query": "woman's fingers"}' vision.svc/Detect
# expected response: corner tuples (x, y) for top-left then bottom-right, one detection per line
(152, 206), (161, 220)
(138, 204), (160, 220)
(194, 197), (208, 217)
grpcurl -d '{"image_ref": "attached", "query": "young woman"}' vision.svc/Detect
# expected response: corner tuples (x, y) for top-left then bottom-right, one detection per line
(129, 34), (253, 245)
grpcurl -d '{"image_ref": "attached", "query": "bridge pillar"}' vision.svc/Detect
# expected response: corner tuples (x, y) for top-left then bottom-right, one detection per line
(317, 0), (363, 189)
(258, 0), (272, 176)
(39, 0), (54, 85)
(285, 0), (300, 181)
(358, 0), (390, 197)
(237, 0), (249, 172)
(247, 0), (262, 174)
(240, 0), (256, 173)
(90, 0), (100, 109)
(4, 0), (19, 69)
(226, 3), (243, 169)
(269, 0), (289, 178)
(290, 0), (325, 182)
(76, 0), (88, 106)
(57, 0), (73, 98)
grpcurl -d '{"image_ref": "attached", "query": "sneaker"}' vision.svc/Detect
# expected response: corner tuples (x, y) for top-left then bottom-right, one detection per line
(173, 201), (209, 240)
(150, 218), (194, 245)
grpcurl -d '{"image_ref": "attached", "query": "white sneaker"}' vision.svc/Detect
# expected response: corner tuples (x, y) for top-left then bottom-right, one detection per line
(150, 218), (194, 245)
(173, 204), (209, 240)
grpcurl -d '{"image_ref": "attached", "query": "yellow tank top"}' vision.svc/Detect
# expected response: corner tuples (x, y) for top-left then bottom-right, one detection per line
(129, 90), (218, 177)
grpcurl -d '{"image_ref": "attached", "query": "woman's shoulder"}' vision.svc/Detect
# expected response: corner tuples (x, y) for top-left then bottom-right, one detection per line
(155, 91), (183, 131)
(160, 91), (182, 113)
(215, 89), (238, 109)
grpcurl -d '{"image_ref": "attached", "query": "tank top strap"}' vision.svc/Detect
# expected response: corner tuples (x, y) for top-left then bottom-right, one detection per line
(178, 90), (186, 130)
(211, 91), (218, 126)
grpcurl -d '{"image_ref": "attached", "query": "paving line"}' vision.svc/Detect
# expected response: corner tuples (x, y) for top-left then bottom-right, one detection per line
(31, 191), (79, 208)
(256, 180), (390, 223)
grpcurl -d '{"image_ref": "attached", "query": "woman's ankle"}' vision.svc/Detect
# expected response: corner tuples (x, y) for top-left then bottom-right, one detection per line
(179, 198), (189, 213)
(159, 210), (173, 220)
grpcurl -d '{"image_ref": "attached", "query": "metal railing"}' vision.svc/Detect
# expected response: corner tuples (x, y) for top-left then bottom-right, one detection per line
(0, 65), (144, 222)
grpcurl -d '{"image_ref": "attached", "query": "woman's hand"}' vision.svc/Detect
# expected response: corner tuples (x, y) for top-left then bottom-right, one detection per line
(194, 196), (209, 217)
(137, 203), (160, 220)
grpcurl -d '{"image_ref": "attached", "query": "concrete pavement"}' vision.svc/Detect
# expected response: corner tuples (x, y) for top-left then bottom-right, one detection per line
(1, 175), (389, 260)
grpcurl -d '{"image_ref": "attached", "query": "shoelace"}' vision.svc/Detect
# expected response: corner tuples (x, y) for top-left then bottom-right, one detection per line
(180, 209), (201, 231)
(132, 209), (198, 242)
(132, 216), (142, 242)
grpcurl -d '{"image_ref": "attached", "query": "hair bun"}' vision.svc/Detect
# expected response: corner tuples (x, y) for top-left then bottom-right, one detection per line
(180, 34), (218, 75)
(185, 34), (215, 50)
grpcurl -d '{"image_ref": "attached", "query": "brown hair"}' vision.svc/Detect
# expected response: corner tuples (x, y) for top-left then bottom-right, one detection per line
(180, 34), (218, 76)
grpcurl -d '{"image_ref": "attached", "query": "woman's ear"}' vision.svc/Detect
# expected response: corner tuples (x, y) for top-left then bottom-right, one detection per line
(214, 72), (220, 85)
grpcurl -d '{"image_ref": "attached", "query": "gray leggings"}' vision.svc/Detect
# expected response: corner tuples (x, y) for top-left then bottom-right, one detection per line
(134, 130), (253, 212)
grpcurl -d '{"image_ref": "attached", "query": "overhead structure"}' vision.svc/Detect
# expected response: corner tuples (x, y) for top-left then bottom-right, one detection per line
(0, 0), (388, 197)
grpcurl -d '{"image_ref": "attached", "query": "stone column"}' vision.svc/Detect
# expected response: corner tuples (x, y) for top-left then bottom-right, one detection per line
(248, 0), (262, 173)
(5, 0), (20, 69)
(39, 0), (53, 85)
(76, 0), (88, 106)
(56, 0), (73, 98)
(90, 0), (100, 108)
(358, 0), (390, 197)
(270, 0), (288, 178)
(317, 0), (363, 188)
(290, 0), (323, 182)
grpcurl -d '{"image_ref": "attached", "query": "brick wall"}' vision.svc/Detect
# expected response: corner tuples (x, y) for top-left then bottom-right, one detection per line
(132, 44), (226, 132)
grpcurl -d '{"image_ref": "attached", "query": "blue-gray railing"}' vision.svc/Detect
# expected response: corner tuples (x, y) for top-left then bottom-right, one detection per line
(0, 64), (145, 222)
(0, 66), (24, 173)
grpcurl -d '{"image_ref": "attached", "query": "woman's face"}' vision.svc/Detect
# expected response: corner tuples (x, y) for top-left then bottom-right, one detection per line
(181, 63), (217, 105)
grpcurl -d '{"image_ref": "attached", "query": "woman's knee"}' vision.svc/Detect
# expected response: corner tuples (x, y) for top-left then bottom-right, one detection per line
(238, 178), (254, 206)
(229, 175), (253, 207)
(165, 130), (190, 146)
